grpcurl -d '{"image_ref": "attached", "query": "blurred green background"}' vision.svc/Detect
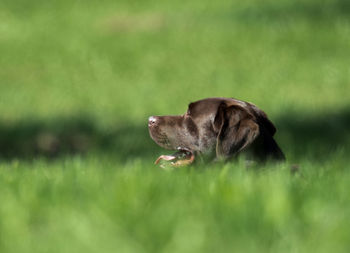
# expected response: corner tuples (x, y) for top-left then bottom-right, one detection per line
(0, 0), (350, 252)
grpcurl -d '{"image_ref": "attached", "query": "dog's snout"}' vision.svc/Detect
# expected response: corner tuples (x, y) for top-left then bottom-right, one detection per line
(148, 116), (157, 126)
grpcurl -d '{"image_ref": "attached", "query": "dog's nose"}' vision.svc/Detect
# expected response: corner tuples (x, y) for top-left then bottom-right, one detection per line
(148, 116), (157, 126)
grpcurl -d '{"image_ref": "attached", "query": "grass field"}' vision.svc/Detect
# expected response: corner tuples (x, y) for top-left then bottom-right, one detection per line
(1, 0), (350, 252)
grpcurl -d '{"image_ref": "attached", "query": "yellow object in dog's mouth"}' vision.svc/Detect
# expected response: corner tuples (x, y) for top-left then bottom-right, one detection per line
(155, 149), (195, 168)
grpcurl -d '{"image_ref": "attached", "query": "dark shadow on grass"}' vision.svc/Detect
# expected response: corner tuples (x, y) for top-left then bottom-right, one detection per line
(0, 109), (349, 162)
(275, 108), (350, 162)
(0, 117), (157, 162)
(233, 0), (350, 22)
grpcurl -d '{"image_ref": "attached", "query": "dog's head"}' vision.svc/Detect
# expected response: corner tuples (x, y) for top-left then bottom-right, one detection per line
(148, 97), (284, 162)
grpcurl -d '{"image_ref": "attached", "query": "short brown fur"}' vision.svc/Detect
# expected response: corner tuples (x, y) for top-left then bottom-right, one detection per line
(148, 97), (285, 163)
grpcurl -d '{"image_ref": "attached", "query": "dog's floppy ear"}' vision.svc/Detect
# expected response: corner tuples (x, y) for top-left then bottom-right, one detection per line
(214, 103), (260, 160)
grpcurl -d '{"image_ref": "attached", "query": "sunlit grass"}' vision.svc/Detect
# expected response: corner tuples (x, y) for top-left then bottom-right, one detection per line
(0, 155), (349, 253)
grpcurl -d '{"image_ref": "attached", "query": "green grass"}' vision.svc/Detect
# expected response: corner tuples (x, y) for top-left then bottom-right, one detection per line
(0, 0), (350, 252)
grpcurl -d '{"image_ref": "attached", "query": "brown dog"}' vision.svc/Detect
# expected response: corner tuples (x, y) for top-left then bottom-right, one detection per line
(148, 97), (285, 166)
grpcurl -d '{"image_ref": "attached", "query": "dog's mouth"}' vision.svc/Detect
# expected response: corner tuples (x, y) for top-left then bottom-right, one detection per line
(154, 148), (195, 168)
